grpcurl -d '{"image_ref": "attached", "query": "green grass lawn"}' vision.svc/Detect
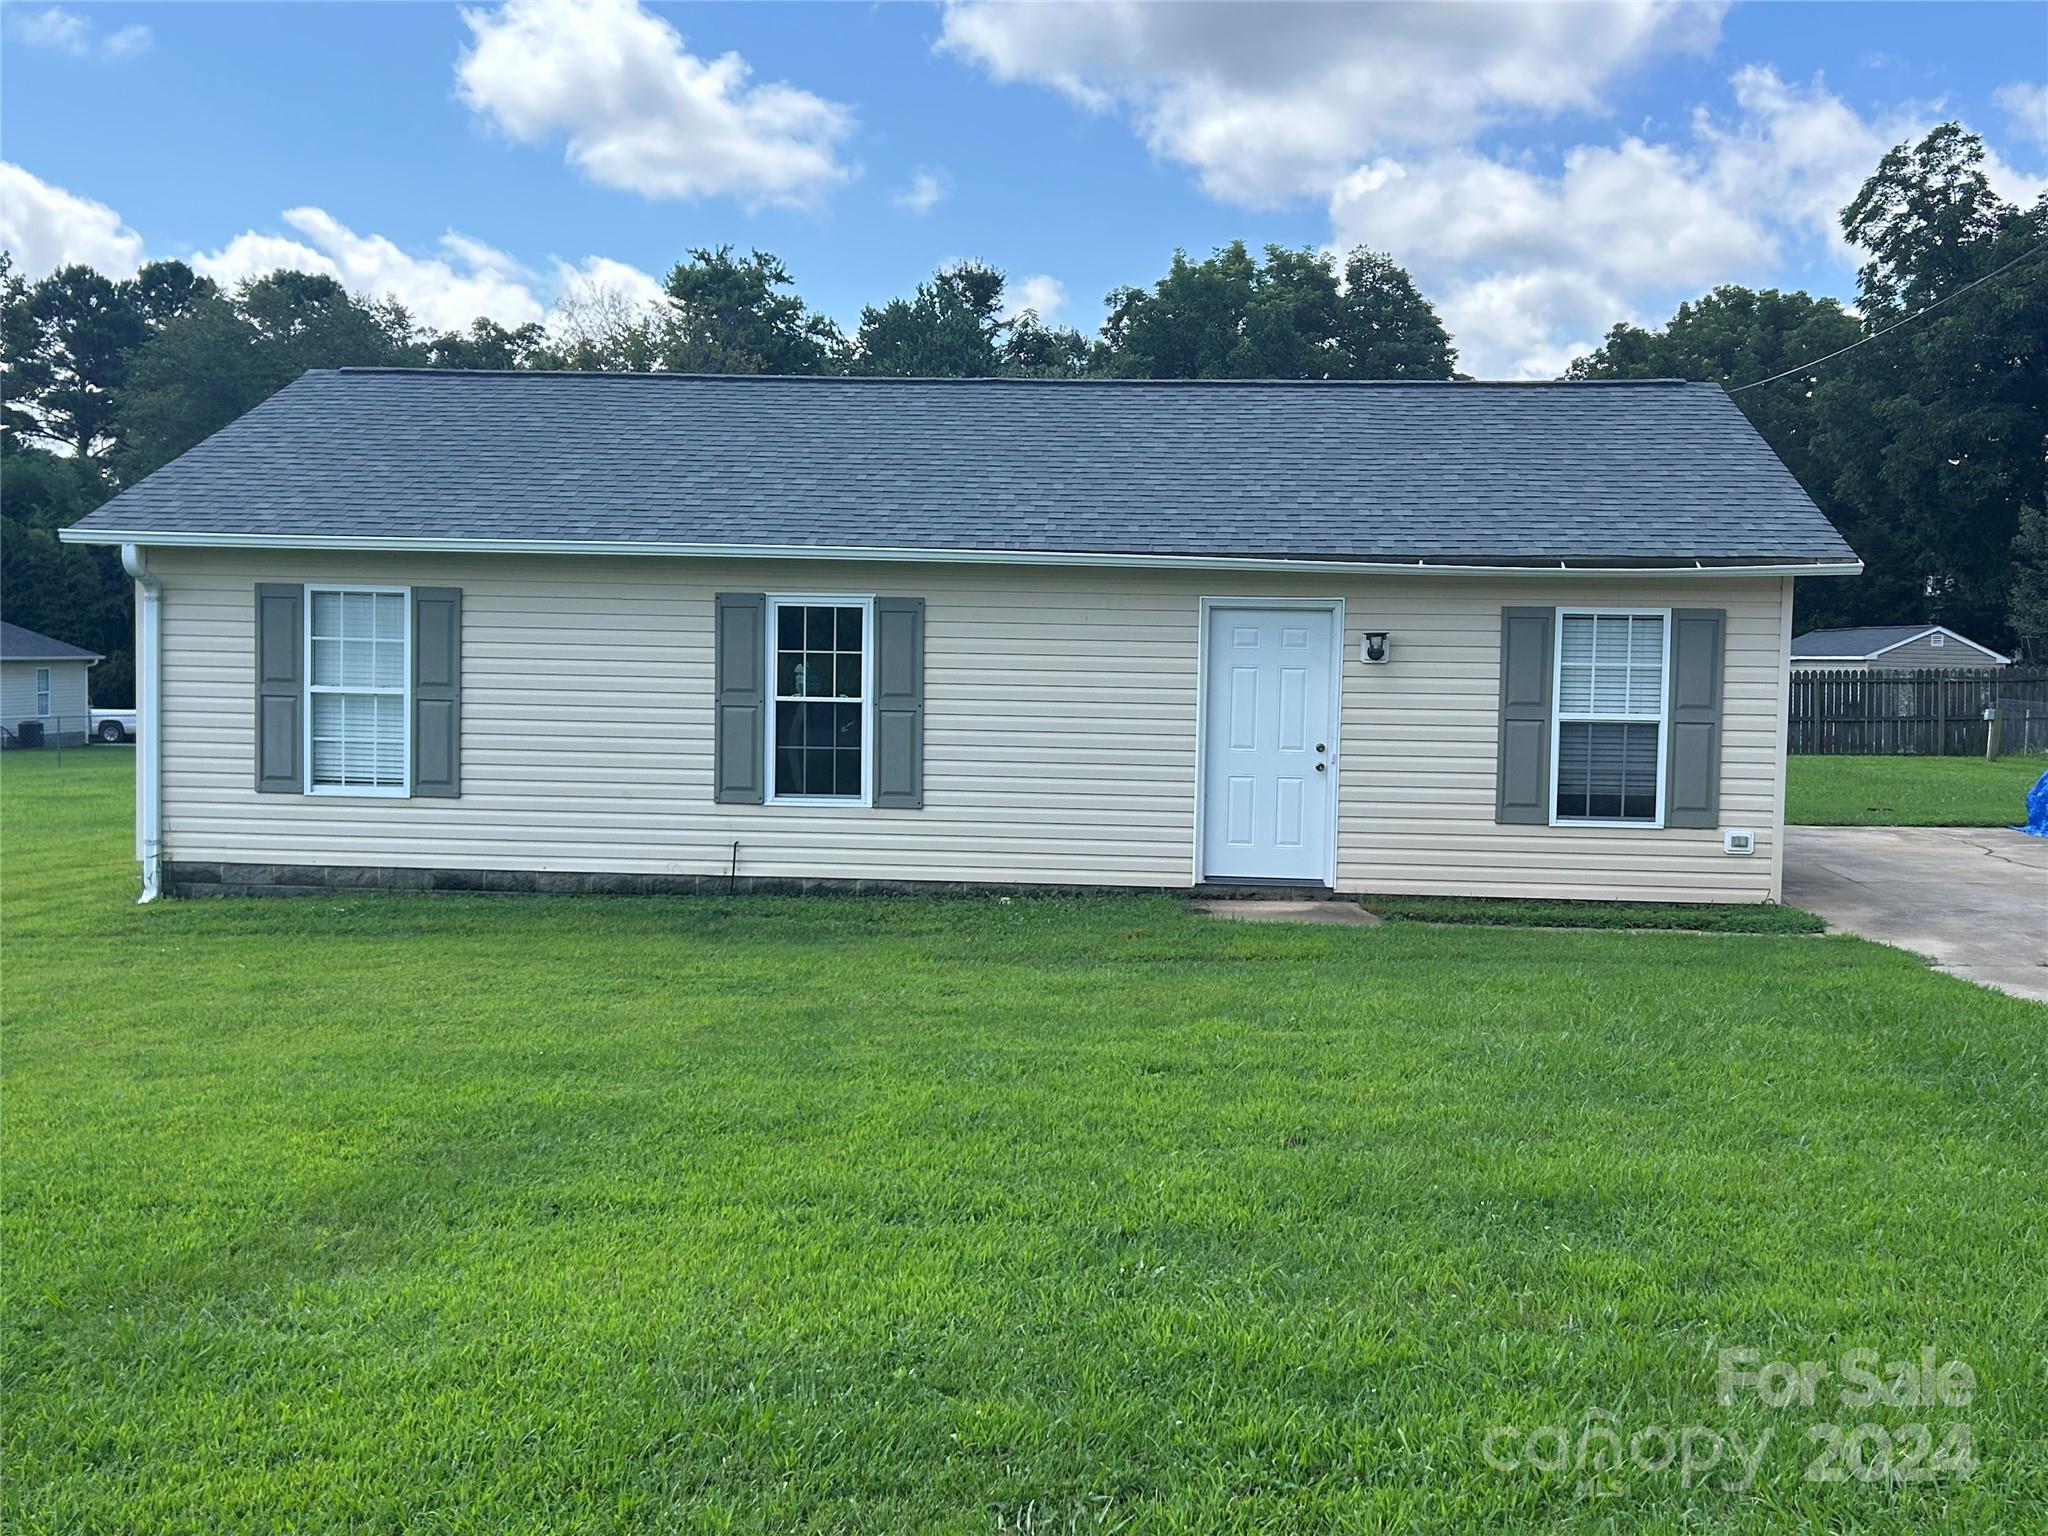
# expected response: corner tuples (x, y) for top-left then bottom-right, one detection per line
(1787, 753), (2045, 826)
(6, 751), (2045, 1533)
(1360, 895), (1825, 934)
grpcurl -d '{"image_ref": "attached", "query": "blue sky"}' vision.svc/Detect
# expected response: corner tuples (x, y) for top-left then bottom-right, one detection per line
(3, 1), (2044, 376)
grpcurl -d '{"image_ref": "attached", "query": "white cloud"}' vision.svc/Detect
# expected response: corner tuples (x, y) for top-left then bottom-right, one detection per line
(192, 207), (665, 336)
(1333, 139), (1773, 291)
(101, 23), (153, 59)
(0, 162), (146, 277)
(1692, 66), (1918, 258)
(546, 253), (667, 324)
(456, 0), (854, 207)
(195, 209), (546, 330)
(1995, 81), (2048, 152)
(891, 169), (948, 215)
(5, 7), (150, 59)
(7, 6), (90, 53)
(1435, 270), (1626, 384)
(940, 5), (2046, 379)
(1327, 68), (2048, 379)
(191, 230), (333, 283)
(940, 0), (1722, 205)
(540, 254), (670, 357)
(0, 160), (667, 345)
(1003, 272), (1066, 323)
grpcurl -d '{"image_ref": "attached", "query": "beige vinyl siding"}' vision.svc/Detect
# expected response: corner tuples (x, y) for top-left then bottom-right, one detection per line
(1332, 581), (1785, 902)
(156, 552), (1199, 889)
(1, 658), (91, 734)
(149, 550), (1791, 903)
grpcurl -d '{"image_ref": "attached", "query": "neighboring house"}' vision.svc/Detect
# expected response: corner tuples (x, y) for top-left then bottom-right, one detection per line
(1790, 624), (2011, 672)
(62, 370), (1861, 905)
(0, 621), (100, 747)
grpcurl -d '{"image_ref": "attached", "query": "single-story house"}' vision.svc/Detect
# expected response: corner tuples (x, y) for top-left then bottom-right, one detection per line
(1790, 624), (2010, 672)
(62, 369), (1861, 904)
(0, 620), (100, 747)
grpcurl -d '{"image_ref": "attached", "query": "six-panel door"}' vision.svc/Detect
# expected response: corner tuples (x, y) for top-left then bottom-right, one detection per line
(1200, 604), (1335, 883)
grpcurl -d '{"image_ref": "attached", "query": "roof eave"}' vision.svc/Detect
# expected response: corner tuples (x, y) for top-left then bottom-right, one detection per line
(59, 527), (1864, 579)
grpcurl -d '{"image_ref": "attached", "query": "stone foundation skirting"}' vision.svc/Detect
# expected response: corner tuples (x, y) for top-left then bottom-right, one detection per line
(161, 860), (1341, 902)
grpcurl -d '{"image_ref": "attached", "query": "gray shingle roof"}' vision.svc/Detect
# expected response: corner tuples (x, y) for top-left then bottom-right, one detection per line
(1791, 625), (1943, 657)
(1791, 624), (2005, 659)
(67, 370), (1858, 566)
(0, 621), (101, 662)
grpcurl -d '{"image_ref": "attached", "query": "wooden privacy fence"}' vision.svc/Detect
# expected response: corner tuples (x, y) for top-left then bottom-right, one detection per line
(1787, 666), (2048, 756)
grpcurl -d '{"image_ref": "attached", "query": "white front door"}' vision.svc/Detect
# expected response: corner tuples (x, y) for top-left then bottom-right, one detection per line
(1201, 603), (1337, 883)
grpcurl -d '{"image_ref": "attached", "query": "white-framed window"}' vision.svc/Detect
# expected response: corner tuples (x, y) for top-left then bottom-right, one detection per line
(1550, 608), (1669, 826)
(766, 594), (872, 804)
(304, 585), (409, 795)
(34, 668), (50, 717)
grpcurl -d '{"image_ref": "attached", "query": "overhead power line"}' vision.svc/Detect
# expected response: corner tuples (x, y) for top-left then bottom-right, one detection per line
(1726, 239), (2047, 395)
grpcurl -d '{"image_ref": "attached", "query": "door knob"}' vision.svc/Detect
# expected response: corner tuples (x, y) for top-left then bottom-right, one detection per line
(1315, 762), (1326, 772)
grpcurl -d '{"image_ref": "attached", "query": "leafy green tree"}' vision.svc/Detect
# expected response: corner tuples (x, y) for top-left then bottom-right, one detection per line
(1099, 242), (1256, 378)
(115, 272), (423, 482)
(0, 252), (36, 449)
(2010, 493), (2048, 661)
(1842, 123), (2015, 314)
(1100, 241), (1454, 380)
(1569, 286), (1872, 624)
(0, 432), (135, 702)
(1569, 286), (1858, 493)
(1, 260), (213, 471)
(131, 261), (217, 327)
(1001, 310), (1094, 377)
(426, 317), (549, 370)
(536, 281), (661, 372)
(235, 271), (421, 376)
(113, 294), (283, 483)
(853, 263), (1009, 377)
(1816, 126), (2046, 646)
(1, 256), (214, 702)
(1331, 248), (1461, 380)
(1571, 125), (2046, 650)
(2, 264), (142, 465)
(657, 247), (842, 374)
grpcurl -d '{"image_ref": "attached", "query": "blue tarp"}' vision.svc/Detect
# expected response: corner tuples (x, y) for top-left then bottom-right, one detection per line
(2025, 768), (2048, 837)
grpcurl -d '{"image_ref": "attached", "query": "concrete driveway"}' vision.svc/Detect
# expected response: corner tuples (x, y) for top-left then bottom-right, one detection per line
(1785, 827), (2048, 1003)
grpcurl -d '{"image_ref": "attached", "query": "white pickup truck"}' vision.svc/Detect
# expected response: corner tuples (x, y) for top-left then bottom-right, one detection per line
(89, 708), (137, 744)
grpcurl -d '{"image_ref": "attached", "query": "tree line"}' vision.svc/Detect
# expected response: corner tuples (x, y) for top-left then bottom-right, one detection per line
(1571, 124), (2046, 660)
(3, 123), (2042, 704)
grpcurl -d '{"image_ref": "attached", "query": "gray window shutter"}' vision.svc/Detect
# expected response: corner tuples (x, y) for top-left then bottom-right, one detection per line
(714, 592), (766, 804)
(1495, 606), (1553, 824)
(1665, 607), (1725, 828)
(412, 587), (462, 798)
(254, 583), (303, 793)
(873, 596), (925, 809)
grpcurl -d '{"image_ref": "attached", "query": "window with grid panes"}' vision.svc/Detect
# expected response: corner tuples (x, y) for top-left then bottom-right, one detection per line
(1553, 611), (1666, 823)
(306, 587), (409, 792)
(769, 599), (867, 800)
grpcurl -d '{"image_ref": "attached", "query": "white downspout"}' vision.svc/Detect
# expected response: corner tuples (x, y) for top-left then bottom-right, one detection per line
(120, 543), (163, 902)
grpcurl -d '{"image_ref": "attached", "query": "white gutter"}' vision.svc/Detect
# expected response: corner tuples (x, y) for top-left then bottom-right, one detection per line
(119, 543), (163, 903)
(60, 528), (1864, 579)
